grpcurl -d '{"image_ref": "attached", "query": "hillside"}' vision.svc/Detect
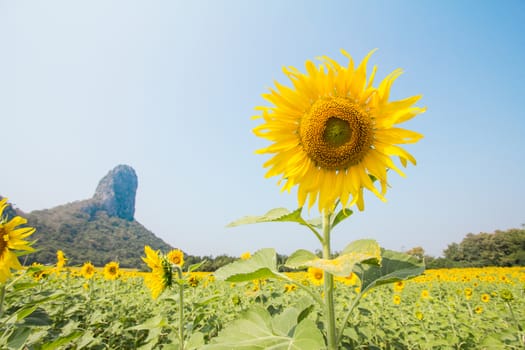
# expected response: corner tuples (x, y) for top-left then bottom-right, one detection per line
(4, 165), (173, 268)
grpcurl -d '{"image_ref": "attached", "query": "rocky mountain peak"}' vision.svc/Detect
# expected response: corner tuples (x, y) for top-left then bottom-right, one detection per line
(91, 164), (138, 221)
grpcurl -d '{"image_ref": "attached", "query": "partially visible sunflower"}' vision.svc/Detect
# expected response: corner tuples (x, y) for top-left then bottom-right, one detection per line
(142, 246), (173, 299)
(167, 249), (184, 267)
(253, 50), (425, 212)
(308, 266), (324, 285)
(103, 261), (119, 280)
(0, 198), (36, 283)
(81, 262), (96, 279)
(56, 250), (67, 269)
(240, 252), (251, 260)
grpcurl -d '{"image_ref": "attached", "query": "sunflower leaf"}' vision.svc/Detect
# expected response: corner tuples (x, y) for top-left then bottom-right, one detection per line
(213, 248), (280, 282)
(354, 249), (425, 293)
(286, 240), (381, 277)
(202, 305), (324, 350)
(285, 249), (318, 269)
(331, 208), (353, 229)
(227, 207), (310, 227)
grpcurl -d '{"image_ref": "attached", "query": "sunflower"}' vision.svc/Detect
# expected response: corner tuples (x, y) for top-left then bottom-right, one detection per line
(240, 251), (251, 260)
(481, 293), (490, 303)
(56, 250), (67, 269)
(81, 262), (96, 279)
(308, 266), (324, 285)
(253, 50), (425, 212)
(103, 261), (119, 280)
(167, 249), (184, 267)
(142, 245), (173, 299)
(393, 295), (401, 305)
(0, 198), (36, 283)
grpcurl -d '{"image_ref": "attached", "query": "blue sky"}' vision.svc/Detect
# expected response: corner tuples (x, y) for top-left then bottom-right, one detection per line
(1, 1), (524, 258)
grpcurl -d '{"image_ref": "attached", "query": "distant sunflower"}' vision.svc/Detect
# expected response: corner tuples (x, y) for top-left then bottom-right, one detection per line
(56, 250), (67, 269)
(142, 246), (173, 299)
(81, 262), (96, 279)
(0, 198), (35, 283)
(167, 249), (184, 267)
(308, 266), (324, 285)
(240, 252), (251, 260)
(393, 295), (401, 305)
(253, 50), (425, 211)
(103, 261), (119, 280)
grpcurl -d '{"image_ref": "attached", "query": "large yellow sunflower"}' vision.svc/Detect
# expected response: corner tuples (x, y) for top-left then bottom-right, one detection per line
(142, 245), (173, 299)
(253, 50), (425, 212)
(0, 198), (35, 283)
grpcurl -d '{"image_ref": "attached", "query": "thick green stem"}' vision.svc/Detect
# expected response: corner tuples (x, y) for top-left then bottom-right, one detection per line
(322, 210), (337, 350)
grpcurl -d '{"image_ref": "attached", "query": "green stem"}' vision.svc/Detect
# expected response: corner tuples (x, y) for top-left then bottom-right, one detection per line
(175, 266), (185, 350)
(322, 210), (337, 350)
(0, 284), (5, 319)
(336, 291), (364, 344)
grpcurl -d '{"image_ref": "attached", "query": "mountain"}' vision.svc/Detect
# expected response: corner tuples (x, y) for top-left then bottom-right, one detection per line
(5, 165), (173, 268)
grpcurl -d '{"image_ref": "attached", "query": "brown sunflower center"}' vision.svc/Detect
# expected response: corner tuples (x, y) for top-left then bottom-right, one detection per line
(299, 97), (374, 170)
(0, 227), (7, 254)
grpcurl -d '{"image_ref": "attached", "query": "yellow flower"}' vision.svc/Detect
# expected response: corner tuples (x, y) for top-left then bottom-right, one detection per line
(474, 306), (483, 314)
(393, 295), (401, 305)
(103, 261), (119, 280)
(81, 262), (96, 279)
(253, 50), (425, 212)
(56, 250), (67, 269)
(415, 311), (424, 320)
(284, 284), (297, 293)
(0, 198), (36, 283)
(240, 251), (251, 260)
(142, 246), (172, 299)
(481, 293), (490, 303)
(308, 267), (324, 285)
(464, 287), (473, 300)
(420, 289), (430, 299)
(167, 249), (184, 267)
(393, 280), (405, 292)
(188, 274), (200, 287)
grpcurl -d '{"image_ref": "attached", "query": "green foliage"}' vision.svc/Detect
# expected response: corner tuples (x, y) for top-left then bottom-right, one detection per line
(353, 249), (425, 293)
(24, 201), (173, 268)
(203, 304), (324, 350)
(443, 228), (525, 267)
(213, 249), (281, 282)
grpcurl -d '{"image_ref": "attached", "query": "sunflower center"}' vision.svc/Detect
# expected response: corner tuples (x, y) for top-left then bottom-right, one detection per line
(299, 97), (374, 170)
(0, 228), (7, 254)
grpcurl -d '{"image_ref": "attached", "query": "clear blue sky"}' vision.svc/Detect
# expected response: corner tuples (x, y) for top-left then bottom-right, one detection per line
(1, 1), (524, 258)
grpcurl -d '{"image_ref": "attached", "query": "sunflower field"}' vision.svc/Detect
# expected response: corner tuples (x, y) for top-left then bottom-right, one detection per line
(1, 260), (524, 349)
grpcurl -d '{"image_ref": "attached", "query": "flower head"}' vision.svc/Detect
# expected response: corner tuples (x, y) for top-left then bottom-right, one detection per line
(142, 246), (173, 299)
(103, 261), (119, 280)
(0, 198), (36, 283)
(81, 262), (96, 279)
(393, 295), (401, 305)
(167, 249), (184, 267)
(253, 50), (425, 212)
(56, 250), (67, 269)
(240, 251), (251, 260)
(308, 266), (324, 285)
(481, 293), (490, 303)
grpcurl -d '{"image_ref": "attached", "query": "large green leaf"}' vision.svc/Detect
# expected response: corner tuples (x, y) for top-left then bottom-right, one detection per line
(285, 240), (381, 277)
(213, 248), (280, 282)
(285, 249), (318, 268)
(203, 305), (325, 350)
(354, 249), (425, 293)
(227, 207), (304, 227)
